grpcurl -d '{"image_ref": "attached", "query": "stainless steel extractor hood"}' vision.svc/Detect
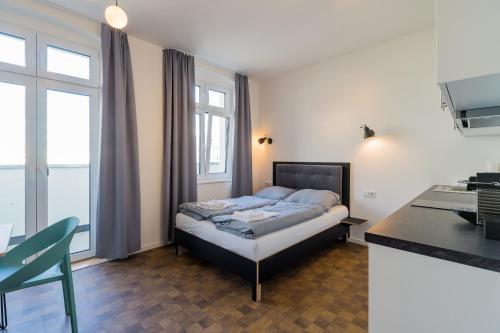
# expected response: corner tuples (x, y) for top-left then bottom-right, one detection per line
(456, 107), (500, 135)
(440, 72), (500, 136)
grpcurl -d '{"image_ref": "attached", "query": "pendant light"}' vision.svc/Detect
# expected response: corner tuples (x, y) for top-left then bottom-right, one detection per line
(105, 0), (128, 29)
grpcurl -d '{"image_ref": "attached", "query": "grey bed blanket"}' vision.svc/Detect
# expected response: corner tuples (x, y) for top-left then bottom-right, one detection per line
(178, 196), (278, 221)
(212, 201), (326, 239)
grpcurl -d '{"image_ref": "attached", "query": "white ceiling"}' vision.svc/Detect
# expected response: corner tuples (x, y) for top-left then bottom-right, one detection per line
(42, 0), (435, 80)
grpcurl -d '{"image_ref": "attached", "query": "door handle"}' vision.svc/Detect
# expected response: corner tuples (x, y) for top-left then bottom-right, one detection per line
(38, 166), (49, 176)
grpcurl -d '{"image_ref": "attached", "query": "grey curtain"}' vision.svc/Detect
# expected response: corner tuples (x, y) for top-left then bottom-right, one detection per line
(231, 73), (253, 197)
(96, 24), (141, 259)
(162, 49), (197, 242)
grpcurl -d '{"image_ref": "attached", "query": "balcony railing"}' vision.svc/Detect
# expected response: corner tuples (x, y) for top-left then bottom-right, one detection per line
(0, 164), (90, 253)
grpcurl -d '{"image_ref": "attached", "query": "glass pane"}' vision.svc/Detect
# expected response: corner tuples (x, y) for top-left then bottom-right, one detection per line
(208, 89), (225, 108)
(209, 115), (229, 174)
(0, 82), (26, 240)
(195, 86), (200, 104)
(47, 45), (90, 80)
(47, 89), (90, 254)
(0, 33), (25, 67)
(205, 112), (209, 152)
(195, 113), (200, 174)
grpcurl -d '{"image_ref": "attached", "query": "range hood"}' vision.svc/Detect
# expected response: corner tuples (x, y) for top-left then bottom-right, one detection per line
(439, 72), (500, 136)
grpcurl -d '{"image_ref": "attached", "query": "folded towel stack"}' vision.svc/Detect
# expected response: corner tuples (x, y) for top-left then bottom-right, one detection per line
(231, 210), (280, 222)
(196, 199), (236, 210)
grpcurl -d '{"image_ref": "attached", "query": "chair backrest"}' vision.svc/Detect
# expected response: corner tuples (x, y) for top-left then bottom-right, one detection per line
(0, 217), (79, 291)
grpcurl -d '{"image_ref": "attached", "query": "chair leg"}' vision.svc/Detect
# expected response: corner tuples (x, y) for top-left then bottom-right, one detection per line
(61, 279), (70, 315)
(0, 293), (7, 330)
(63, 254), (78, 333)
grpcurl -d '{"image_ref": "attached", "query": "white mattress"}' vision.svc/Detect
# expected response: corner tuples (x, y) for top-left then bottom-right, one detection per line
(176, 205), (349, 262)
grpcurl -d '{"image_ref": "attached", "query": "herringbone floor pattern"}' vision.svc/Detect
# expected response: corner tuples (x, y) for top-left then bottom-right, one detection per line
(4, 242), (367, 333)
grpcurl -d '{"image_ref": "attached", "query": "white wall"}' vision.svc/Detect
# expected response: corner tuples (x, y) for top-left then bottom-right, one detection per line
(0, 0), (260, 250)
(255, 29), (500, 242)
(127, 36), (164, 250)
(0, 0), (99, 47)
(437, 0), (500, 83)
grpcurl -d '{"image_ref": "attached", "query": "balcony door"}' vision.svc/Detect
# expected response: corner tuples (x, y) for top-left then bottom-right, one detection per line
(0, 21), (100, 261)
(37, 80), (99, 260)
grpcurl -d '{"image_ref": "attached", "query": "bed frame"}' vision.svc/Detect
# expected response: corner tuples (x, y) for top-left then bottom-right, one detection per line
(174, 161), (351, 301)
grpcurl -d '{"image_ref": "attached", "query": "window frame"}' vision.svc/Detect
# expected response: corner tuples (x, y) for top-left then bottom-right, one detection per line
(195, 80), (234, 183)
(37, 33), (100, 88)
(0, 21), (36, 76)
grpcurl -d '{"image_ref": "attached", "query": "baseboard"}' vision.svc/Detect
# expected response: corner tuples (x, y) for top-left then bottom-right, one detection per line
(348, 237), (368, 246)
(72, 257), (109, 271)
(72, 241), (169, 271)
(136, 241), (169, 254)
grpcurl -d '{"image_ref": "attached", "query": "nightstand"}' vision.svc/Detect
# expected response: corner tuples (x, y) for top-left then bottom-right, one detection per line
(341, 217), (367, 226)
(341, 217), (367, 243)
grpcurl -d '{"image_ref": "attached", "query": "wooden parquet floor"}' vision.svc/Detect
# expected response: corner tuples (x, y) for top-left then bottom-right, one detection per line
(4, 242), (368, 333)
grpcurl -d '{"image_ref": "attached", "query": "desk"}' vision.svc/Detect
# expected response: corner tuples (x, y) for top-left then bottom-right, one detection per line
(0, 225), (13, 256)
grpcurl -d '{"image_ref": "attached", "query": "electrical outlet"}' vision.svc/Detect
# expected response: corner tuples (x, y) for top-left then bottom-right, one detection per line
(265, 181), (273, 187)
(363, 191), (377, 199)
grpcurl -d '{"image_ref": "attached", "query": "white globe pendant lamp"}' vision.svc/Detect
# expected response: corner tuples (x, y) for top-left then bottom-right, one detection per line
(105, 1), (128, 29)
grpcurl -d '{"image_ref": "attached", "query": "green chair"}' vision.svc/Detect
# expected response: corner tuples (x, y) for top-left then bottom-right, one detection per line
(0, 217), (79, 332)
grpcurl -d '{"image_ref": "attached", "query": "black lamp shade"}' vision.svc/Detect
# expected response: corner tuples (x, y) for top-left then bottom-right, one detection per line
(361, 124), (375, 139)
(258, 136), (273, 144)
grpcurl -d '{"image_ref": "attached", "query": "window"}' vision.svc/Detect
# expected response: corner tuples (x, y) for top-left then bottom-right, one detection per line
(195, 85), (200, 104)
(0, 21), (100, 261)
(0, 33), (25, 67)
(195, 81), (234, 181)
(46, 46), (91, 80)
(0, 22), (36, 75)
(208, 89), (225, 108)
(37, 34), (99, 87)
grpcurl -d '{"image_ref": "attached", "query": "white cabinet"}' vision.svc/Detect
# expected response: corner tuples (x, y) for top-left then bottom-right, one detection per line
(437, 0), (500, 83)
(369, 244), (500, 333)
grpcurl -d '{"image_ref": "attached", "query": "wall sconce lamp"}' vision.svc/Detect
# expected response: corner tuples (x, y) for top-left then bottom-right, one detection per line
(360, 124), (375, 139)
(258, 135), (273, 144)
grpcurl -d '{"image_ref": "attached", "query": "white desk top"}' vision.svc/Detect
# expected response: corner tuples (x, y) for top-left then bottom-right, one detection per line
(0, 224), (13, 256)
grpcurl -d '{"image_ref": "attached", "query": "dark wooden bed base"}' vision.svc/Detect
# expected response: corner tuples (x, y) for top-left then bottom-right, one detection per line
(175, 162), (351, 301)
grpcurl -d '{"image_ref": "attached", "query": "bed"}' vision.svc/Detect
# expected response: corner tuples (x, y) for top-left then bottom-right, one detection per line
(174, 161), (351, 301)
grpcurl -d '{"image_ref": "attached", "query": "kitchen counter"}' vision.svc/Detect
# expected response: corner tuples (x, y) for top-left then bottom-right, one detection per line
(366, 186), (500, 333)
(365, 185), (500, 272)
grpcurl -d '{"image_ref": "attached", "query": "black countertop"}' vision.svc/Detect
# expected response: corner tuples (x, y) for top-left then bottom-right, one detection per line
(365, 186), (500, 273)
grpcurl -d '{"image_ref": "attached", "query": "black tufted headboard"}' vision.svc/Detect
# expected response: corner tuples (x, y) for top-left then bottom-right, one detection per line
(273, 162), (350, 209)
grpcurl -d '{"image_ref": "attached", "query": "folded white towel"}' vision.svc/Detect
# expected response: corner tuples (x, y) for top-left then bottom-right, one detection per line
(196, 199), (236, 210)
(231, 210), (280, 222)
